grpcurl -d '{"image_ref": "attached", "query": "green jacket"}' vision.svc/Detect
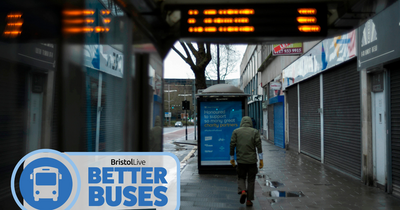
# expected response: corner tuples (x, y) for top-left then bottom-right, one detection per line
(230, 116), (262, 164)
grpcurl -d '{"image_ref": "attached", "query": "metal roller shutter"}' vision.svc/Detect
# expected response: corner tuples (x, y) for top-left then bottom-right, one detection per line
(286, 85), (298, 151)
(323, 60), (361, 178)
(391, 69), (400, 195)
(0, 61), (28, 205)
(300, 76), (321, 160)
(103, 74), (124, 151)
(268, 105), (274, 141)
(99, 79), (106, 152)
(274, 103), (285, 148)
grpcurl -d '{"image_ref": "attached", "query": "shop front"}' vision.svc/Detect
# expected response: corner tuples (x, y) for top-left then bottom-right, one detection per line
(357, 0), (400, 196)
(282, 29), (360, 178)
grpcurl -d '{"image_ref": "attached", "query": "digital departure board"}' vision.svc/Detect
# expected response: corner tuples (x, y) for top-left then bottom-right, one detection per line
(180, 4), (327, 40)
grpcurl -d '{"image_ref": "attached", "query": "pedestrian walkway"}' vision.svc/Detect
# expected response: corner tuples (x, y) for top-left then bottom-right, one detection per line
(179, 139), (400, 210)
(164, 127), (195, 142)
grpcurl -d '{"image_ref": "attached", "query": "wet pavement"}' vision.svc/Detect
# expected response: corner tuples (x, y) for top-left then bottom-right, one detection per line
(163, 126), (196, 162)
(179, 139), (400, 210)
(164, 126), (195, 142)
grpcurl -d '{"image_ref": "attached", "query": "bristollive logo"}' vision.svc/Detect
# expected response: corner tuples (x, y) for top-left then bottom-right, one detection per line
(11, 149), (180, 210)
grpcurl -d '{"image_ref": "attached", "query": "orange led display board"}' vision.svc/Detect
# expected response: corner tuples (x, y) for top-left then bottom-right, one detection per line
(179, 3), (327, 39)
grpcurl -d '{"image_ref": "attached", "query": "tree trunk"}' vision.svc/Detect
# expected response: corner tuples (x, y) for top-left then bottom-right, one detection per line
(171, 42), (211, 92)
(194, 70), (207, 91)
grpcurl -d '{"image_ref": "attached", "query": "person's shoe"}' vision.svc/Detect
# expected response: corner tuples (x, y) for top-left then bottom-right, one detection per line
(246, 200), (253, 206)
(239, 190), (247, 204)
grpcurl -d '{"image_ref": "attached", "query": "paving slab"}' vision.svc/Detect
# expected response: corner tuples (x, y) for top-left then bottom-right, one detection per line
(178, 139), (400, 210)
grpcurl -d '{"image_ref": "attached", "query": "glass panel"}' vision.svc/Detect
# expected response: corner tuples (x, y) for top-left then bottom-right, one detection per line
(81, 0), (128, 152)
(0, 0), (162, 207)
(149, 54), (163, 152)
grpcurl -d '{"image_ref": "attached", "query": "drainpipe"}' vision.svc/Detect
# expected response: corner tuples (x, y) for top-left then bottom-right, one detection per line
(386, 70), (392, 193)
(95, 72), (103, 152)
(320, 74), (324, 163)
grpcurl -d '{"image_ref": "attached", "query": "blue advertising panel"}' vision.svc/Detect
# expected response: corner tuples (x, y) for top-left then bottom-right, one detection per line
(200, 101), (242, 166)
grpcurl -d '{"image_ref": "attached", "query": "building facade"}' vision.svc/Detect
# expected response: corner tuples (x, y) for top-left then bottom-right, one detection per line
(240, 46), (263, 131)
(164, 79), (226, 122)
(356, 0), (400, 196)
(239, 0), (400, 198)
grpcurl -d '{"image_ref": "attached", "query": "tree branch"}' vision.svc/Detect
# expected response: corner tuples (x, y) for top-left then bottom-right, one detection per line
(197, 42), (205, 52)
(179, 42), (195, 66)
(186, 43), (199, 60)
(172, 43), (195, 67)
(206, 43), (211, 60)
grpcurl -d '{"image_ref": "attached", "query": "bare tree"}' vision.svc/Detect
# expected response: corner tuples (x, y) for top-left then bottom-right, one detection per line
(206, 44), (241, 81)
(172, 42), (212, 91)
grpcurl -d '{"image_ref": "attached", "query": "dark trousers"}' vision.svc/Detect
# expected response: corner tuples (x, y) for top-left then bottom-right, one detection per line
(236, 163), (258, 200)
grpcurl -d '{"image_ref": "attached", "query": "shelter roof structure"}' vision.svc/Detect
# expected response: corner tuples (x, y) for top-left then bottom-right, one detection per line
(197, 84), (250, 96)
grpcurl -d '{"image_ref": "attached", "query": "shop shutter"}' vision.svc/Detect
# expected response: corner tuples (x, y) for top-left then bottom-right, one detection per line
(0, 61), (28, 204)
(286, 85), (298, 151)
(268, 104), (274, 141)
(323, 60), (361, 178)
(103, 74), (124, 151)
(300, 76), (321, 160)
(274, 102), (285, 148)
(391, 69), (400, 195)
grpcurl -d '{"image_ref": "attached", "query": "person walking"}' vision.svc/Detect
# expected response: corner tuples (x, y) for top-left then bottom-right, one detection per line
(230, 116), (263, 206)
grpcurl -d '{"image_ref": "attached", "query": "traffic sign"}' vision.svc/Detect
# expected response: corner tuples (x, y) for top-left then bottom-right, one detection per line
(181, 113), (189, 119)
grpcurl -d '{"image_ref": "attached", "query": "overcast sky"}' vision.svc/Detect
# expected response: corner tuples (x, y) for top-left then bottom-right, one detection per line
(164, 42), (247, 80)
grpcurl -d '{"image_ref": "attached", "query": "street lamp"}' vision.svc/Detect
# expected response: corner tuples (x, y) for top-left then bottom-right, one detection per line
(164, 85), (177, 126)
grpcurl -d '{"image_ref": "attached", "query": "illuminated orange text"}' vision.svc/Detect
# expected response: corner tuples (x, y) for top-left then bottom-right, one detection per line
(297, 16), (317, 24)
(188, 10), (199, 15)
(188, 18), (196, 24)
(95, 26), (110, 33)
(218, 9), (254, 15)
(63, 10), (95, 16)
(101, 10), (111, 15)
(4, 12), (23, 38)
(234, 17), (249, 23)
(218, 26), (254, 32)
(213, 18), (233, 24)
(103, 18), (111, 24)
(297, 8), (317, 15)
(298, 25), (321, 32)
(204, 10), (217, 15)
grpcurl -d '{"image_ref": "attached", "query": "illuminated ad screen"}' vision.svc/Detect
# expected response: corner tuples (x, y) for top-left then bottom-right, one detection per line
(180, 4), (327, 39)
(199, 101), (242, 166)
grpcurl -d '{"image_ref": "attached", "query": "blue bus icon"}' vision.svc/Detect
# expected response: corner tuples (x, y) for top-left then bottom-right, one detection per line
(30, 167), (62, 201)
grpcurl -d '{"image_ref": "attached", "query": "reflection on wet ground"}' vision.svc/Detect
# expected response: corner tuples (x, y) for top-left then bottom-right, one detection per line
(163, 127), (196, 162)
(314, 183), (332, 186)
(263, 191), (305, 197)
(265, 180), (284, 188)
(256, 174), (266, 179)
(173, 143), (189, 151)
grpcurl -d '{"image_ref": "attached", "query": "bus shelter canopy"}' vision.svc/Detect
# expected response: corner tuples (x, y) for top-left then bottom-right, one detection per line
(197, 84), (250, 97)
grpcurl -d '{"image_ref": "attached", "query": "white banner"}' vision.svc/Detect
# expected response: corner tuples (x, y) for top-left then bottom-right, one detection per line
(83, 45), (124, 78)
(11, 149), (180, 210)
